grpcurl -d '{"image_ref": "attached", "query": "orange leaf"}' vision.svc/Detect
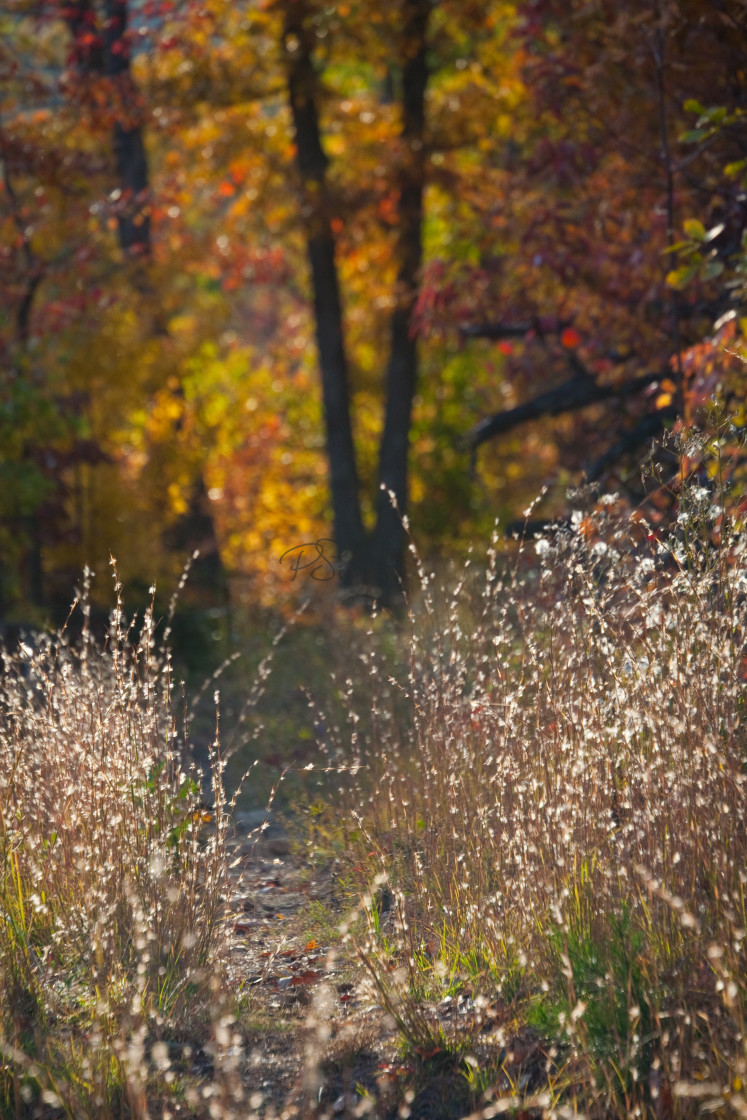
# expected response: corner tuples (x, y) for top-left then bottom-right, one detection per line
(229, 158), (248, 184)
(656, 392), (673, 409)
(218, 181), (235, 197)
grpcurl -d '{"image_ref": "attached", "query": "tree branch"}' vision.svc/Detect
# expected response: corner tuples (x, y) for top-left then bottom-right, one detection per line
(466, 371), (660, 450)
(583, 409), (673, 481)
(460, 318), (570, 341)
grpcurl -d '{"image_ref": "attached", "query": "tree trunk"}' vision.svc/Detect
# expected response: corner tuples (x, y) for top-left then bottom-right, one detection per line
(370, 0), (430, 604)
(102, 0), (151, 262)
(0, 136), (47, 611)
(283, 2), (367, 586)
(65, 0), (150, 261)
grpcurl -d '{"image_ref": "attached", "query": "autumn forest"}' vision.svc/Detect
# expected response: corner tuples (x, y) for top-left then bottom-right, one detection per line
(4, 5), (747, 1115)
(2, 0), (746, 620)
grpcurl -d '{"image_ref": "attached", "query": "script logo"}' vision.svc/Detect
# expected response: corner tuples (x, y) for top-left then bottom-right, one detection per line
(279, 539), (341, 582)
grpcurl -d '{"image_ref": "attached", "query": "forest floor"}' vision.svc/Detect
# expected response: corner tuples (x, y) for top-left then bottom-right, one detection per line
(195, 814), (547, 1120)
(219, 818), (402, 1119)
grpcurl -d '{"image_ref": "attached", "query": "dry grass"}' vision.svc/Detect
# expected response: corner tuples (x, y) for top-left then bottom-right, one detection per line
(0, 569), (235, 1118)
(321, 437), (747, 1118)
(1, 432), (745, 1120)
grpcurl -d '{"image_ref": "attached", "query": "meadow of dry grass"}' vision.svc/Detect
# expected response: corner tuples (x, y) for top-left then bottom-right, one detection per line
(1, 439), (745, 1119)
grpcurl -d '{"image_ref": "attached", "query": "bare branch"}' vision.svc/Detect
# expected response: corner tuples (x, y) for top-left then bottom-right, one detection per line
(465, 372), (660, 451)
(583, 410), (673, 482)
(459, 318), (571, 341)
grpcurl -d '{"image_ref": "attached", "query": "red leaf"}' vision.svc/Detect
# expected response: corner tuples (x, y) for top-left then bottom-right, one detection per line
(561, 327), (581, 348)
(290, 970), (321, 986)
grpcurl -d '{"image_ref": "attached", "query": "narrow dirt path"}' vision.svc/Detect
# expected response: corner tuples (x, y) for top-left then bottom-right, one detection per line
(215, 815), (404, 1119)
(190, 816), (548, 1120)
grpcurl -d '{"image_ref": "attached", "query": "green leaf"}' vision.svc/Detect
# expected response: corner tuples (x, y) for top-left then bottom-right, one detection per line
(666, 264), (698, 290)
(662, 241), (690, 255)
(725, 160), (746, 178)
(702, 259), (724, 280)
(680, 128), (710, 143)
(683, 98), (706, 115)
(683, 218), (706, 242)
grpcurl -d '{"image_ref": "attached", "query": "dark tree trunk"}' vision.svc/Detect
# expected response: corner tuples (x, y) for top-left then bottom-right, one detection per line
(64, 0), (150, 261)
(110, 122), (150, 259)
(62, 0), (104, 73)
(163, 475), (229, 606)
(370, 0), (430, 604)
(25, 518), (44, 607)
(0, 141), (45, 348)
(284, 2), (367, 585)
(102, 0), (151, 260)
(0, 138), (47, 611)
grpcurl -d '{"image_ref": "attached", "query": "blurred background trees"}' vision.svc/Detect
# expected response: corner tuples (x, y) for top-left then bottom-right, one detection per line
(1, 0), (746, 621)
